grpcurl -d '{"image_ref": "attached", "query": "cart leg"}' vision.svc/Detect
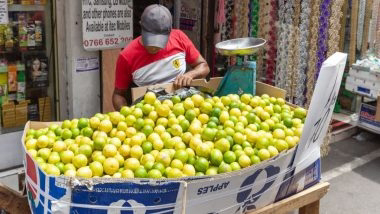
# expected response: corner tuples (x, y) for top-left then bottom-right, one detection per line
(299, 200), (320, 214)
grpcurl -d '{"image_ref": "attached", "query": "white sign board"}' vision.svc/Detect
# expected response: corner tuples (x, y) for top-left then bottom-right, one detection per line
(76, 56), (99, 73)
(0, 0), (8, 24)
(82, 0), (133, 51)
(293, 52), (347, 168)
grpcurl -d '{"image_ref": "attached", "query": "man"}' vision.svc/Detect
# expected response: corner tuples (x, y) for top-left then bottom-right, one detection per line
(113, 4), (210, 110)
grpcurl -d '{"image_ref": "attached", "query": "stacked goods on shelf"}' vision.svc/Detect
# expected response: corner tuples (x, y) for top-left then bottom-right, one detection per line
(345, 56), (380, 99)
(8, 0), (46, 5)
(345, 55), (380, 133)
(0, 60), (7, 106)
(0, 3), (51, 130)
(2, 102), (15, 128)
(15, 100), (29, 126)
(2, 100), (29, 128)
(0, 56), (49, 128)
(0, 11), (45, 52)
(22, 53), (346, 214)
(358, 102), (380, 133)
(38, 96), (51, 121)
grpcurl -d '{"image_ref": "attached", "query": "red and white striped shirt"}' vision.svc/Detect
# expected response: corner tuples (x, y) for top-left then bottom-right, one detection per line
(115, 29), (200, 90)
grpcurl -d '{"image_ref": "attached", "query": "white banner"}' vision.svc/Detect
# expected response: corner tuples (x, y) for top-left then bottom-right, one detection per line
(82, 0), (133, 51)
(293, 52), (347, 167)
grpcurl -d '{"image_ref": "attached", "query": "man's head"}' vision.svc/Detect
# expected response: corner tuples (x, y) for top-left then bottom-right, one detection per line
(140, 4), (172, 54)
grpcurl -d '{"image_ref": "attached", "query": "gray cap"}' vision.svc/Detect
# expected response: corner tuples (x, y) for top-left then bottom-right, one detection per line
(140, 4), (172, 48)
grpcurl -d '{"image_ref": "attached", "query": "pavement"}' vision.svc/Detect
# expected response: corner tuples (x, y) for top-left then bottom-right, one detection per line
(320, 131), (380, 214)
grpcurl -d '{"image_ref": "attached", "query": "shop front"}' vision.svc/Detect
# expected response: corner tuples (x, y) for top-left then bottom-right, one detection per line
(0, 0), (56, 170)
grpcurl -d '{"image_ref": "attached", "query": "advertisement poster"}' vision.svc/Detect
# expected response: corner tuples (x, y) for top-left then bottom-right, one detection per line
(26, 55), (48, 88)
(82, 0), (133, 50)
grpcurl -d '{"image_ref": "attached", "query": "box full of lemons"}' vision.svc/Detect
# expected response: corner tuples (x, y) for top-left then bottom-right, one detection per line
(25, 93), (306, 179)
(21, 53), (346, 214)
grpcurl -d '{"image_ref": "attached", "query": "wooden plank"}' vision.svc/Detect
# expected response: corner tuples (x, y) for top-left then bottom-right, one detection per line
(349, 0), (359, 65)
(0, 183), (30, 214)
(101, 49), (121, 113)
(299, 200), (320, 214)
(361, 0), (373, 57)
(247, 182), (329, 214)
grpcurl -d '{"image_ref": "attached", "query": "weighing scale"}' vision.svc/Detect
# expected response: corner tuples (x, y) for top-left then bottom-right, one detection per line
(214, 38), (266, 96)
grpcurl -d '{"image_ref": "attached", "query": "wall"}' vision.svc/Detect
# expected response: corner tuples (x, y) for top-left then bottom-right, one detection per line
(62, 0), (101, 118)
(0, 131), (23, 170)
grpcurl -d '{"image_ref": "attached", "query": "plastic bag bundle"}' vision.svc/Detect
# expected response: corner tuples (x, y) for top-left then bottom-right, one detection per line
(133, 87), (212, 105)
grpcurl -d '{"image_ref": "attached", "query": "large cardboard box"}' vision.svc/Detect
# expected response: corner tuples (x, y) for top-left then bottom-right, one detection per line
(358, 102), (380, 133)
(22, 53), (347, 213)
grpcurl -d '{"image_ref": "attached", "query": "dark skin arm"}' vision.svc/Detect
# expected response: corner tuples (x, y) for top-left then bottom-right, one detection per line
(174, 55), (210, 88)
(113, 88), (128, 111)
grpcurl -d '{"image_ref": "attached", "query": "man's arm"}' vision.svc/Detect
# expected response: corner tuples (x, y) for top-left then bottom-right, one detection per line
(113, 88), (128, 111)
(174, 55), (210, 87)
(113, 53), (131, 111)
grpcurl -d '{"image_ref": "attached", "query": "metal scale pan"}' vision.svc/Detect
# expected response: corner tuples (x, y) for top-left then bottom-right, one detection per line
(215, 38), (266, 56)
(214, 38), (266, 96)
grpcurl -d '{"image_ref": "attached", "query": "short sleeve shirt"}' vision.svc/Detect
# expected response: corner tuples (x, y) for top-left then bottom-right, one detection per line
(115, 29), (200, 90)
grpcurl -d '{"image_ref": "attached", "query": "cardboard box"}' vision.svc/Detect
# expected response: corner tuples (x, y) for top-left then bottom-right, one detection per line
(38, 97), (51, 122)
(16, 101), (29, 126)
(349, 67), (380, 82)
(22, 53), (347, 213)
(359, 103), (380, 133)
(2, 100), (30, 128)
(345, 76), (380, 99)
(2, 102), (16, 128)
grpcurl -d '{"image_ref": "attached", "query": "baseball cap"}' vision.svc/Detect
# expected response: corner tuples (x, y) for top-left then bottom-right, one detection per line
(140, 4), (172, 49)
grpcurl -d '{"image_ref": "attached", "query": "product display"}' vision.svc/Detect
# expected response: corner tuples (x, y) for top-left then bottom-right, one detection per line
(294, 0), (311, 106)
(0, 2), (53, 131)
(256, 0), (268, 81)
(0, 61), (7, 106)
(275, 0), (288, 90)
(290, 0), (301, 102)
(8, 0), (46, 5)
(354, 55), (380, 72)
(315, 0), (331, 81)
(306, 0), (321, 107)
(285, 0), (296, 101)
(24, 92), (306, 178)
(327, 0), (345, 57)
(265, 0), (277, 85)
(248, 0), (259, 62)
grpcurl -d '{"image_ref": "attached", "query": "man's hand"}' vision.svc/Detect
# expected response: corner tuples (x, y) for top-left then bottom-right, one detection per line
(174, 73), (193, 88)
(113, 88), (128, 111)
(174, 56), (210, 88)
